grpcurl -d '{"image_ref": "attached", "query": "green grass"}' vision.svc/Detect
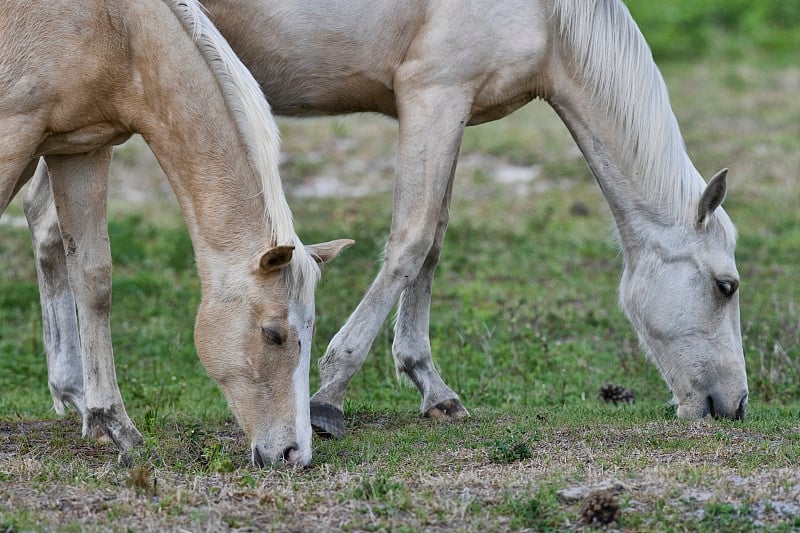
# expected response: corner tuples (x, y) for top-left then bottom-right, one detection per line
(2, 177), (798, 530)
(627, 0), (800, 65)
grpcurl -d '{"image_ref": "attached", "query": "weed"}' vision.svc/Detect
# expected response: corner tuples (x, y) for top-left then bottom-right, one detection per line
(503, 486), (565, 532)
(238, 471), (257, 489)
(486, 428), (537, 464)
(126, 466), (156, 497)
(351, 472), (405, 502)
(202, 442), (235, 474)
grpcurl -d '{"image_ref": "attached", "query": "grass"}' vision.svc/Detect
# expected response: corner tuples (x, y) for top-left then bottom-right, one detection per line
(627, 0), (800, 66)
(2, 23), (800, 533)
(3, 170), (798, 530)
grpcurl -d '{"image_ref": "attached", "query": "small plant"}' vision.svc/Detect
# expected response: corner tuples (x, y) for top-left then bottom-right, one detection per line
(487, 429), (536, 464)
(700, 502), (752, 531)
(505, 486), (564, 532)
(352, 472), (404, 501)
(238, 471), (257, 489)
(202, 442), (235, 473)
(125, 466), (157, 497)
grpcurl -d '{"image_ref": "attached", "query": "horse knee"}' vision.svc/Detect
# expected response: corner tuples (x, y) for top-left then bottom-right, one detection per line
(72, 261), (113, 315)
(32, 225), (67, 274)
(384, 231), (437, 281)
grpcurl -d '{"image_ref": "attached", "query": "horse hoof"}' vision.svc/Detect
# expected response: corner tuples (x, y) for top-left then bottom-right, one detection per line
(424, 399), (470, 422)
(310, 400), (344, 439)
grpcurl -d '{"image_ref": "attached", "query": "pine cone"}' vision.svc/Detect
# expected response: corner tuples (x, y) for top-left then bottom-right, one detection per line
(580, 490), (621, 527)
(599, 383), (635, 405)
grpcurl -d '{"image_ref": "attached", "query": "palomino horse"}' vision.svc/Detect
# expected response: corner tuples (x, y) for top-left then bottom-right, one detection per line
(0, 0), (352, 466)
(25, 0), (748, 438)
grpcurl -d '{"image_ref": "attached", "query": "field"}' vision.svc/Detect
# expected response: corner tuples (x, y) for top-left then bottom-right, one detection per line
(2, 5), (799, 532)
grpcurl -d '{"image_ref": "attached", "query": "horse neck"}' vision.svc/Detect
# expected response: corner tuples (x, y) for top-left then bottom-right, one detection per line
(121, 0), (300, 277)
(548, 0), (707, 247)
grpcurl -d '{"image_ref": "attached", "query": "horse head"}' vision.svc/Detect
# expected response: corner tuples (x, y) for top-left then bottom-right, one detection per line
(618, 170), (748, 420)
(194, 239), (353, 466)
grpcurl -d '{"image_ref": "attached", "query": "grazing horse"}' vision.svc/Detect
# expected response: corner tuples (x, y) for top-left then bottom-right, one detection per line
(0, 0), (352, 466)
(24, 0), (748, 439)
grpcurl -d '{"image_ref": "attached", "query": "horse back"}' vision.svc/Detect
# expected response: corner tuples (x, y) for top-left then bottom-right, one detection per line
(202, 0), (426, 116)
(203, 0), (552, 122)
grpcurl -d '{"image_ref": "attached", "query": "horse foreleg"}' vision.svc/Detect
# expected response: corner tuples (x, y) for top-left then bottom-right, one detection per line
(24, 160), (86, 418)
(310, 86), (471, 438)
(392, 151), (469, 422)
(45, 149), (143, 457)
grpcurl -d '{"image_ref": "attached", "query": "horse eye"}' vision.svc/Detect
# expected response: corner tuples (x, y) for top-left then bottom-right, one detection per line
(262, 326), (285, 346)
(716, 278), (739, 298)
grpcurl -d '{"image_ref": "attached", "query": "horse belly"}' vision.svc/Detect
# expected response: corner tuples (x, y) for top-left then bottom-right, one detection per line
(263, 75), (398, 117)
(203, 0), (419, 117)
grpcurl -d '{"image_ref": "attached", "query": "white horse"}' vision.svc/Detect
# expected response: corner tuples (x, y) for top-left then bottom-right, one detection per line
(24, 0), (748, 439)
(0, 0), (351, 466)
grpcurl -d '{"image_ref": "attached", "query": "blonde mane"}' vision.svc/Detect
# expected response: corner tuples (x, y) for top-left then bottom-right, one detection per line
(554, 0), (712, 228)
(164, 0), (320, 302)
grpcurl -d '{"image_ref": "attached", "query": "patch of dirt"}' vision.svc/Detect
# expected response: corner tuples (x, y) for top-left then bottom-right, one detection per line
(2, 416), (799, 531)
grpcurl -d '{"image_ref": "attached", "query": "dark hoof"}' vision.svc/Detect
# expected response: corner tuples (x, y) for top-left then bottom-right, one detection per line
(310, 400), (344, 439)
(424, 399), (470, 422)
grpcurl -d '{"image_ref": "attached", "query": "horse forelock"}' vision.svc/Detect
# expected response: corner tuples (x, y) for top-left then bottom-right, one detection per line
(554, 0), (707, 226)
(162, 0), (318, 302)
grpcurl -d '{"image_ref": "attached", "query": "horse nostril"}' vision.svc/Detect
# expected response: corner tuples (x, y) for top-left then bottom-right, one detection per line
(707, 393), (747, 421)
(735, 393), (748, 421)
(252, 448), (266, 468)
(707, 395), (717, 419)
(282, 443), (299, 463)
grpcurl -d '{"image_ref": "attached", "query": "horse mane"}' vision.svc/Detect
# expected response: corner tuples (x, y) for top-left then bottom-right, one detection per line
(163, 0), (320, 302)
(554, 0), (722, 231)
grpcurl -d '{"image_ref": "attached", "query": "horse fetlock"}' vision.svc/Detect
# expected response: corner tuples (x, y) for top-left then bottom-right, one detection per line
(318, 348), (362, 391)
(49, 385), (85, 417)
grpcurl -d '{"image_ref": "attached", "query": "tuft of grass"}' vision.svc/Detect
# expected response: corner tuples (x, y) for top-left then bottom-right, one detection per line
(486, 428), (537, 464)
(351, 471), (406, 502)
(500, 485), (567, 532)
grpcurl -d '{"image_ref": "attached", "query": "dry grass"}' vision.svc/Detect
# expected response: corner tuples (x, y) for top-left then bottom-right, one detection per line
(2, 414), (799, 531)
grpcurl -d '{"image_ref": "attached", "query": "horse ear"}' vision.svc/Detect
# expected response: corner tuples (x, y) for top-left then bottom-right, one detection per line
(305, 239), (355, 264)
(259, 245), (295, 273)
(696, 168), (728, 227)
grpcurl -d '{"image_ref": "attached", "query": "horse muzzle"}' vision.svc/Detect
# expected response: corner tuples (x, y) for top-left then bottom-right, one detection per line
(677, 390), (748, 421)
(707, 391), (748, 421)
(252, 441), (311, 468)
